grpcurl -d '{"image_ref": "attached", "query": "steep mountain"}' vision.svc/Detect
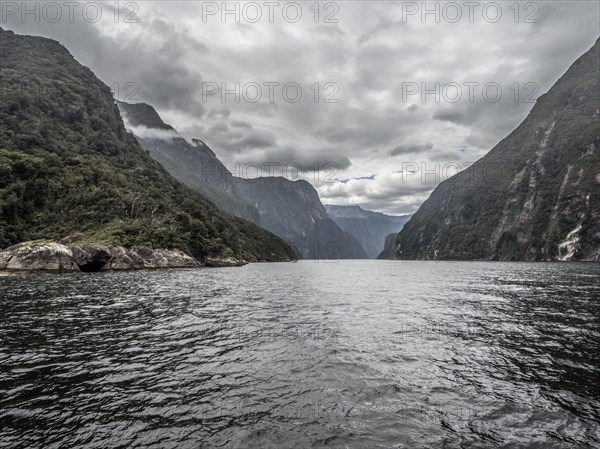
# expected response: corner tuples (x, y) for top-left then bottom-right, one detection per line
(325, 205), (411, 258)
(117, 102), (368, 259)
(395, 37), (600, 261)
(237, 178), (368, 259)
(377, 233), (400, 260)
(117, 101), (260, 223)
(0, 28), (295, 262)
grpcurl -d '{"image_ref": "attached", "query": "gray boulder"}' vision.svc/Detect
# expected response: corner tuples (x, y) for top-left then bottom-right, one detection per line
(0, 241), (79, 272)
(109, 247), (201, 270)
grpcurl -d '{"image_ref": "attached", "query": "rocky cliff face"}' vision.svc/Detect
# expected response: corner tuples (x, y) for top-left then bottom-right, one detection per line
(117, 102), (368, 259)
(325, 205), (411, 258)
(395, 37), (600, 261)
(237, 178), (368, 259)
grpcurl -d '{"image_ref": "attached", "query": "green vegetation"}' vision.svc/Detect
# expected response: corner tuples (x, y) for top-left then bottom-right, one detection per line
(0, 28), (296, 261)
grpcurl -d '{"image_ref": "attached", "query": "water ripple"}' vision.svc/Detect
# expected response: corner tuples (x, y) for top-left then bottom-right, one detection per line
(1, 261), (599, 448)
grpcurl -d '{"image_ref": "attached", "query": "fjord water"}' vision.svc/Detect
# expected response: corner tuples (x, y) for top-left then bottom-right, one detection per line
(1, 261), (599, 448)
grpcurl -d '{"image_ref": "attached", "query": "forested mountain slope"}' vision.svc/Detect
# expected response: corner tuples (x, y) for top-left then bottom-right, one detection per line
(0, 28), (295, 262)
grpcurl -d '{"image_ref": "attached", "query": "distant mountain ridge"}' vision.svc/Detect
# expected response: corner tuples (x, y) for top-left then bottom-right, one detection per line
(238, 178), (368, 259)
(117, 101), (367, 259)
(394, 37), (600, 261)
(325, 205), (411, 258)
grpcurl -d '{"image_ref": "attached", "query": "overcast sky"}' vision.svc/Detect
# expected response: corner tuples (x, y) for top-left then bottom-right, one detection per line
(3, 1), (599, 214)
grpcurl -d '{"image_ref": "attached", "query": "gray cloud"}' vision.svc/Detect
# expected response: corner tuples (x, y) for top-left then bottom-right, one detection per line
(432, 110), (470, 125)
(3, 0), (598, 214)
(298, 156), (352, 172)
(208, 122), (229, 133)
(310, 24), (346, 39)
(356, 16), (403, 45)
(211, 127), (277, 153)
(231, 120), (252, 129)
(430, 151), (463, 162)
(390, 143), (433, 156)
(207, 107), (231, 120)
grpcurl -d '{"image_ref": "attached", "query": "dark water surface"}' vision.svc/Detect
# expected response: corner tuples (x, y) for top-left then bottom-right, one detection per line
(1, 261), (599, 448)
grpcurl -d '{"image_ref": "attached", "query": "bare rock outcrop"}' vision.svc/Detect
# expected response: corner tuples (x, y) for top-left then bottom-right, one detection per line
(71, 244), (114, 271)
(108, 246), (201, 270)
(0, 241), (79, 273)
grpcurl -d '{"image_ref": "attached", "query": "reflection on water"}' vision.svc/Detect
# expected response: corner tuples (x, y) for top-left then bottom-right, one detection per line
(1, 261), (599, 448)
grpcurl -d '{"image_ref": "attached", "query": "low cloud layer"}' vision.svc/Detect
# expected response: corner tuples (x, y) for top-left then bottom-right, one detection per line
(5, 1), (598, 214)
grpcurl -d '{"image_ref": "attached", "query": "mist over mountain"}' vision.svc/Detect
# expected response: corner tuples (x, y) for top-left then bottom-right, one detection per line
(324, 205), (411, 258)
(117, 101), (261, 224)
(117, 101), (367, 259)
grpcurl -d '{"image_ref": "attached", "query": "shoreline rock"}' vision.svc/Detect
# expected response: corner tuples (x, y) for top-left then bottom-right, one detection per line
(204, 257), (248, 267)
(0, 241), (79, 273)
(0, 240), (250, 273)
(72, 244), (202, 271)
